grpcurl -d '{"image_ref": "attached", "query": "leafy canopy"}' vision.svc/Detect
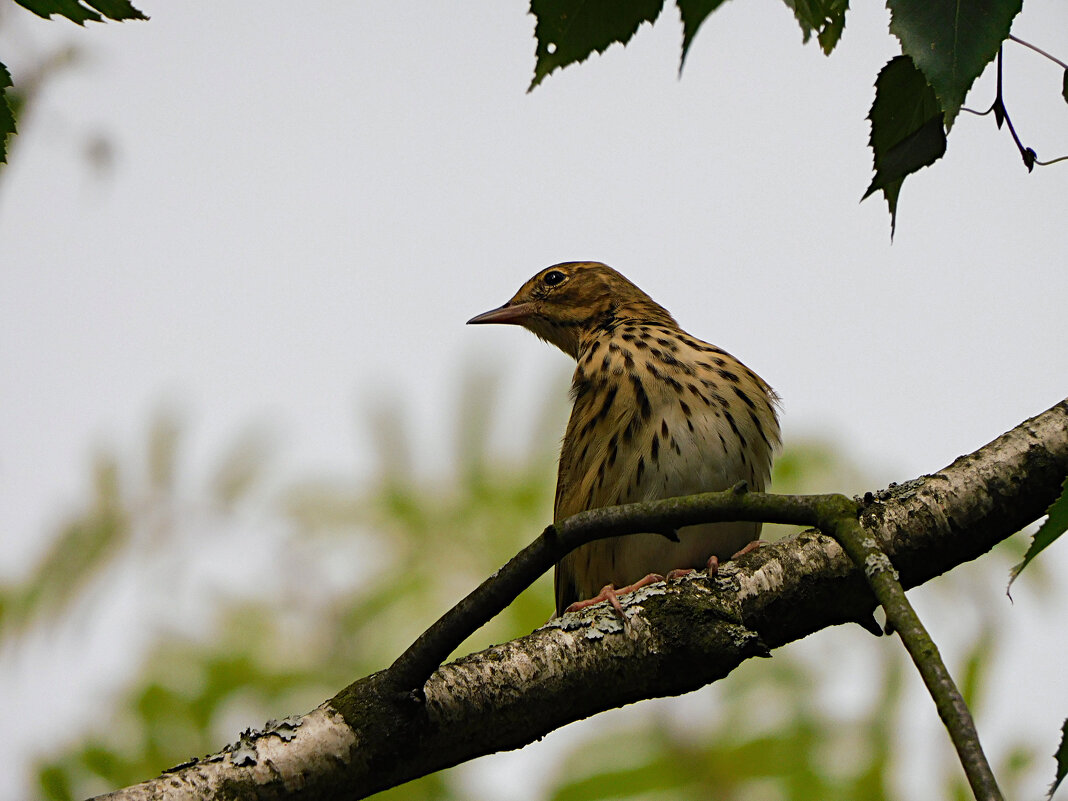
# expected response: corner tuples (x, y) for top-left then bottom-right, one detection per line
(528, 0), (1037, 233)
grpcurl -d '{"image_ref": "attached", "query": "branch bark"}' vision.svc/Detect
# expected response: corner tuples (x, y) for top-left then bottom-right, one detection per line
(91, 399), (1068, 801)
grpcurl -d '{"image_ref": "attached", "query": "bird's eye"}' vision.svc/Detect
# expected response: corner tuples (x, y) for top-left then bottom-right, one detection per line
(543, 270), (567, 286)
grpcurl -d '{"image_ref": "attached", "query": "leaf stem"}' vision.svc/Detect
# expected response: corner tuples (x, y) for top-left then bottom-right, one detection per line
(1008, 34), (1068, 70)
(991, 47), (1037, 171)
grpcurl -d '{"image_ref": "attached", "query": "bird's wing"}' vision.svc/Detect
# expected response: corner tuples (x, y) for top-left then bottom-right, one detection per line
(553, 397), (588, 614)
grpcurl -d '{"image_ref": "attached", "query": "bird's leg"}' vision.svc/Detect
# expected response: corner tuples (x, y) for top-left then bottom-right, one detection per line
(564, 573), (666, 616)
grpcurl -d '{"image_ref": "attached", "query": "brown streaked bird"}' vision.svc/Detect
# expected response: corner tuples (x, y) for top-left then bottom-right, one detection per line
(468, 262), (780, 617)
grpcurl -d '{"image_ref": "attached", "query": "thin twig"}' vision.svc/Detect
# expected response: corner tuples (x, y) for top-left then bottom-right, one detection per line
(823, 505), (1005, 801)
(387, 487), (834, 691)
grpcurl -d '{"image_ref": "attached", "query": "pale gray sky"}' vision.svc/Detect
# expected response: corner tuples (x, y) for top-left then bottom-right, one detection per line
(1, 1), (1066, 798)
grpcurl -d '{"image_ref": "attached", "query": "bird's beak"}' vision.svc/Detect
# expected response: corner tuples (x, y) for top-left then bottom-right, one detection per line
(467, 302), (535, 326)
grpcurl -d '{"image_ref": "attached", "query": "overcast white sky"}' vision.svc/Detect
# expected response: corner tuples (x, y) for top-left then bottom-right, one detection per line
(1, 1), (1066, 798)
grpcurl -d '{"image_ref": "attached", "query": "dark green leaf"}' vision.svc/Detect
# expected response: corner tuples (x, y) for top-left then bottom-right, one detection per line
(863, 56), (946, 236)
(85, 0), (147, 20)
(866, 115), (945, 191)
(816, 7), (846, 55)
(887, 0), (1021, 128)
(677, 0), (731, 69)
(1009, 475), (1068, 591)
(780, 0), (848, 55)
(529, 0), (665, 90)
(15, 0), (98, 23)
(1050, 719), (1068, 800)
(0, 63), (15, 165)
(13, 0), (145, 24)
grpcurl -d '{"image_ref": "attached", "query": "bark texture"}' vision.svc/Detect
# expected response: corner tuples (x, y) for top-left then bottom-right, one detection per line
(92, 399), (1068, 801)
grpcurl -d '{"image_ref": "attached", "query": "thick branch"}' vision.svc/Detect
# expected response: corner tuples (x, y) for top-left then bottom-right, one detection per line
(91, 399), (1068, 801)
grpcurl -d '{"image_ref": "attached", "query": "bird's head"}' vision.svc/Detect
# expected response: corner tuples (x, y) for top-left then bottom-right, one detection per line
(467, 262), (674, 359)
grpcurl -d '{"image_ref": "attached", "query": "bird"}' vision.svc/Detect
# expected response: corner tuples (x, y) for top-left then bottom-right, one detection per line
(468, 262), (780, 617)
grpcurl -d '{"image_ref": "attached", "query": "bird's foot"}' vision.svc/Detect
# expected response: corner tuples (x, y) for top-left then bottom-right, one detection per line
(730, 540), (768, 560)
(699, 543), (764, 581)
(564, 573), (665, 616)
(665, 568), (695, 581)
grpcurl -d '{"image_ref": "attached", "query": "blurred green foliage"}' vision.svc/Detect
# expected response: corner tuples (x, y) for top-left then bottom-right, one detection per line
(0, 452), (127, 636)
(0, 369), (1049, 800)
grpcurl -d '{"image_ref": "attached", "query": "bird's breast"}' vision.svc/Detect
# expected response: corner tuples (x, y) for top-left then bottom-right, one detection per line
(556, 328), (777, 520)
(552, 324), (780, 612)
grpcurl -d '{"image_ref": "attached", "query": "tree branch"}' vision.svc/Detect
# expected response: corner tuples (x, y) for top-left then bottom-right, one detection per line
(388, 486), (841, 692)
(91, 399), (1068, 801)
(824, 507), (1004, 800)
